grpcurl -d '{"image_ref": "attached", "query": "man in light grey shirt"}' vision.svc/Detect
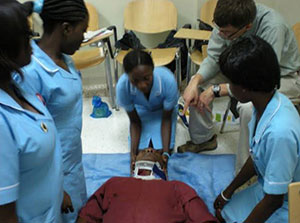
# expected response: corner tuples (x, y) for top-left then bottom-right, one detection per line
(179, 0), (300, 171)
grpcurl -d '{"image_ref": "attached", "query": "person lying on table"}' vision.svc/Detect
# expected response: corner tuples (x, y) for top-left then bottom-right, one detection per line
(77, 148), (218, 223)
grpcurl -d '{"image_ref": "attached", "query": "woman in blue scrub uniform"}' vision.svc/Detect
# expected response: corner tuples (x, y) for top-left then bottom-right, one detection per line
(0, 1), (63, 222)
(214, 36), (300, 223)
(116, 50), (178, 172)
(17, 1), (89, 222)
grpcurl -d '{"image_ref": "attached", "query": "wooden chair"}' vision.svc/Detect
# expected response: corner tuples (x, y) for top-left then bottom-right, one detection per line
(114, 0), (182, 87)
(293, 23), (300, 50)
(173, 0), (216, 83)
(187, 0), (217, 82)
(288, 182), (300, 223)
(291, 22), (300, 114)
(71, 3), (117, 109)
(72, 3), (104, 69)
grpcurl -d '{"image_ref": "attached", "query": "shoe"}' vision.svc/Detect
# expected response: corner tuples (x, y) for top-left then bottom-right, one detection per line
(177, 134), (217, 153)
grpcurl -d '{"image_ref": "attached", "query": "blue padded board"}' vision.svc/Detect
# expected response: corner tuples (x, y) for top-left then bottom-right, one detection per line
(82, 152), (235, 214)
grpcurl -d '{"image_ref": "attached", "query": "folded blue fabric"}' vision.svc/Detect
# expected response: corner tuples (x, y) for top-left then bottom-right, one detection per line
(82, 152), (235, 214)
(168, 153), (235, 213)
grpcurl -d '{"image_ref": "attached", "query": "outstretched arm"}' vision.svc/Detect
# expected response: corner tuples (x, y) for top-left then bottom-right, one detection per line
(161, 109), (173, 164)
(127, 109), (142, 173)
(176, 181), (219, 223)
(77, 182), (108, 223)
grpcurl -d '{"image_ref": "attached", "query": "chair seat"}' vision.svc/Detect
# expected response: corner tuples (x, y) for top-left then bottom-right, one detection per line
(115, 49), (131, 65)
(72, 47), (105, 70)
(116, 48), (178, 66)
(190, 45), (208, 66)
(289, 182), (300, 223)
(190, 50), (204, 66)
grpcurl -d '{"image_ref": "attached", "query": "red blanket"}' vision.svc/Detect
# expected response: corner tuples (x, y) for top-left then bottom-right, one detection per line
(79, 177), (218, 223)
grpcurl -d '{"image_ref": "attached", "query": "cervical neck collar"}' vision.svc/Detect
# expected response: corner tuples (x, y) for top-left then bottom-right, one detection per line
(133, 160), (167, 180)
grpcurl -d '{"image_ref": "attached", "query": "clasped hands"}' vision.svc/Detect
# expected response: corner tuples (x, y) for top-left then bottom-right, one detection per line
(182, 84), (215, 115)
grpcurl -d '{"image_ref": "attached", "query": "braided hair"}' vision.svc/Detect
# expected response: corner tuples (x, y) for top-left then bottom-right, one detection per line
(24, 0), (88, 33)
(0, 0), (30, 82)
(123, 50), (154, 74)
(42, 0), (88, 33)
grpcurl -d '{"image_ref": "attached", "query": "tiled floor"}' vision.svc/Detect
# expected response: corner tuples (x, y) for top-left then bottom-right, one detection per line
(82, 96), (240, 155)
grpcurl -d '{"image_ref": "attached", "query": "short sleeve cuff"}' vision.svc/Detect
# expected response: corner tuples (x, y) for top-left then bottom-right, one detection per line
(163, 100), (177, 111)
(120, 103), (135, 112)
(263, 180), (290, 195)
(0, 183), (19, 205)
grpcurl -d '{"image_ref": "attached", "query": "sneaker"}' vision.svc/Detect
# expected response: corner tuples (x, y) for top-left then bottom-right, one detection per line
(177, 134), (217, 153)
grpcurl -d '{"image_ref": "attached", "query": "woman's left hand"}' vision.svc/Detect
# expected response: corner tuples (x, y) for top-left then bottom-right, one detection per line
(61, 191), (74, 214)
(215, 208), (226, 223)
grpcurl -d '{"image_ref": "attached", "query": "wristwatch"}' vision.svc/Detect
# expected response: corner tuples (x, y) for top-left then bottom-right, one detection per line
(212, 84), (221, 97)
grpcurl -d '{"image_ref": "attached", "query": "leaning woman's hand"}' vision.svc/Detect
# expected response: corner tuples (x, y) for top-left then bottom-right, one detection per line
(214, 191), (230, 223)
(130, 154), (136, 175)
(61, 191), (74, 214)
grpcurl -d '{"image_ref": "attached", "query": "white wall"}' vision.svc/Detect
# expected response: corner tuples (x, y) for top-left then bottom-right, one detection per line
(86, 0), (299, 40)
(19, 0), (300, 93)
(84, 0), (299, 93)
(257, 0), (299, 26)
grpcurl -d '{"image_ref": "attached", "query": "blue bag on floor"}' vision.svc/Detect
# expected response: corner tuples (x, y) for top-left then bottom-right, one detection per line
(90, 96), (112, 118)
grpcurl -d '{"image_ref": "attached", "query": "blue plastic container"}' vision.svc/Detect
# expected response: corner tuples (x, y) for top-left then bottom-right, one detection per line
(90, 96), (112, 118)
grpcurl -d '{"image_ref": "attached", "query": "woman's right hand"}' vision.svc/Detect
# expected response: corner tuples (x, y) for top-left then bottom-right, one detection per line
(214, 192), (230, 223)
(214, 189), (232, 210)
(214, 193), (228, 211)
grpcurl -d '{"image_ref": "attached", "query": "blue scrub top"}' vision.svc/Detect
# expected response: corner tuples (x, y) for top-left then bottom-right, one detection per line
(116, 66), (178, 149)
(222, 92), (300, 223)
(0, 86), (63, 223)
(15, 40), (86, 223)
(17, 40), (83, 174)
(249, 91), (300, 195)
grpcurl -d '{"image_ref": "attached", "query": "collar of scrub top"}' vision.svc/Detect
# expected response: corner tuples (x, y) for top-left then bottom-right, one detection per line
(30, 40), (79, 79)
(248, 91), (281, 144)
(129, 70), (162, 97)
(0, 84), (45, 118)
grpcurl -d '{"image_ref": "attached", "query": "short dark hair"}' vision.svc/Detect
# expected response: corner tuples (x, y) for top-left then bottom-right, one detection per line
(24, 0), (88, 33)
(0, 0), (30, 82)
(219, 36), (280, 92)
(123, 50), (154, 74)
(214, 0), (256, 28)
